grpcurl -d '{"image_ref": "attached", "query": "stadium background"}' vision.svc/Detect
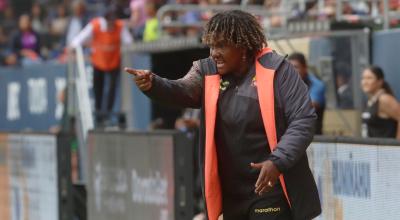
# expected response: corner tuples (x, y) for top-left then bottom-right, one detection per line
(1, 0), (400, 219)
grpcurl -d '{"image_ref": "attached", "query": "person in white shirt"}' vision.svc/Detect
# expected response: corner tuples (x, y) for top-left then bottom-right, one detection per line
(69, 5), (133, 126)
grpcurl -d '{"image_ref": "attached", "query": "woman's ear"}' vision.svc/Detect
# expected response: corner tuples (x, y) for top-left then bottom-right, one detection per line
(241, 48), (249, 62)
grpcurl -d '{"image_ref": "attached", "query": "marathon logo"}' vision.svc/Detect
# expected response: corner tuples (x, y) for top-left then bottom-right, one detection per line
(254, 207), (281, 213)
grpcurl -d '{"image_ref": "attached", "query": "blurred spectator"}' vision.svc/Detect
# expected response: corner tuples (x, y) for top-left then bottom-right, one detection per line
(112, 0), (131, 19)
(1, 6), (17, 35)
(0, 18), (16, 66)
(289, 1), (318, 20)
(346, 2), (369, 15)
(161, 0), (203, 38)
(66, 0), (89, 46)
(177, 0), (202, 37)
(0, 26), (9, 65)
(317, 0), (336, 20)
(48, 4), (70, 57)
(342, 2), (355, 15)
(379, 0), (400, 26)
(160, 6), (182, 37)
(0, 0), (7, 11)
(0, 26), (7, 49)
(335, 62), (354, 109)
(69, 5), (133, 126)
(339, 2), (369, 23)
(50, 4), (69, 38)
(31, 2), (49, 35)
(10, 14), (42, 65)
(143, 1), (160, 42)
(263, 0), (283, 28)
(289, 52), (326, 135)
(130, 0), (147, 40)
(0, 53), (18, 66)
(361, 66), (400, 140)
(199, 0), (219, 21)
(175, 108), (200, 133)
(393, 0), (400, 10)
(221, 0), (240, 4)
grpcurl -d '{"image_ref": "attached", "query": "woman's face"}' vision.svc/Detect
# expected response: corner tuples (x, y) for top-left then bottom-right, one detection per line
(58, 5), (66, 17)
(19, 15), (31, 31)
(209, 40), (246, 75)
(361, 69), (383, 95)
(32, 4), (41, 17)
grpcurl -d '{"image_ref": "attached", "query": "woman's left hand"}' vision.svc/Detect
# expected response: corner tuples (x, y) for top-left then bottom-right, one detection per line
(250, 160), (280, 195)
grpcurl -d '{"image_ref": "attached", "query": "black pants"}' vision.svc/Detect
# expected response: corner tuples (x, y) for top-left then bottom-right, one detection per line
(222, 185), (292, 220)
(93, 67), (119, 121)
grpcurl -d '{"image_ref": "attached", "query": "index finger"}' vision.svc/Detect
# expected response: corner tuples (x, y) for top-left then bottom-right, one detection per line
(124, 67), (139, 76)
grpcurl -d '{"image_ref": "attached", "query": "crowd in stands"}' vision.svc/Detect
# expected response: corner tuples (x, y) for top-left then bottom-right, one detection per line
(1, 0), (400, 67)
(0, 0), (90, 66)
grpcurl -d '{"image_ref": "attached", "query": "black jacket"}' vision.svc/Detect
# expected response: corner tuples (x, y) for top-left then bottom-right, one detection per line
(144, 52), (321, 220)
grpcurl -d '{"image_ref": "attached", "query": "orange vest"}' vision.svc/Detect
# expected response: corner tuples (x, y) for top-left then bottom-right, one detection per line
(91, 18), (123, 71)
(204, 48), (291, 220)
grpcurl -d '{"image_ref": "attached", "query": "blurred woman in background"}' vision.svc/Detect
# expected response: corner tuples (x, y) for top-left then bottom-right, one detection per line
(10, 14), (42, 65)
(361, 66), (400, 140)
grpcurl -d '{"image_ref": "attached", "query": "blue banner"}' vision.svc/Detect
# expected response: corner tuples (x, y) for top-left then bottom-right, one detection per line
(373, 29), (400, 99)
(0, 64), (67, 132)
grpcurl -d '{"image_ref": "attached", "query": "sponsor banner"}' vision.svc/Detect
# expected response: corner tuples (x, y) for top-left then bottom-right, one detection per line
(309, 142), (400, 220)
(0, 133), (58, 220)
(88, 133), (175, 220)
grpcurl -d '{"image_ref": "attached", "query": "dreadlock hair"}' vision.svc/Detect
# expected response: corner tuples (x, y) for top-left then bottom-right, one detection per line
(202, 10), (267, 59)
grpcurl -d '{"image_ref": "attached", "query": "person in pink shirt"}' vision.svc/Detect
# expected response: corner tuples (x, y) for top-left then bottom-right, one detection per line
(130, 0), (147, 40)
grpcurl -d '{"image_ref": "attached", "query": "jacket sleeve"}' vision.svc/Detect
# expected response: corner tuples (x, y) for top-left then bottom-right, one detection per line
(268, 61), (317, 172)
(143, 60), (203, 108)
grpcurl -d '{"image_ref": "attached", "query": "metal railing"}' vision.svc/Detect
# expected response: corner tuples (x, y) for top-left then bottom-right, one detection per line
(156, 4), (292, 38)
(66, 46), (94, 183)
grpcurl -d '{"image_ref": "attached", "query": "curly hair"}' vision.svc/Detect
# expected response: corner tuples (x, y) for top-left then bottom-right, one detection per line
(202, 10), (267, 57)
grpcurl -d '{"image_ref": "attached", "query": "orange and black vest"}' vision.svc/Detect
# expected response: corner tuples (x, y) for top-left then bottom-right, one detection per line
(203, 48), (291, 220)
(91, 18), (123, 71)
